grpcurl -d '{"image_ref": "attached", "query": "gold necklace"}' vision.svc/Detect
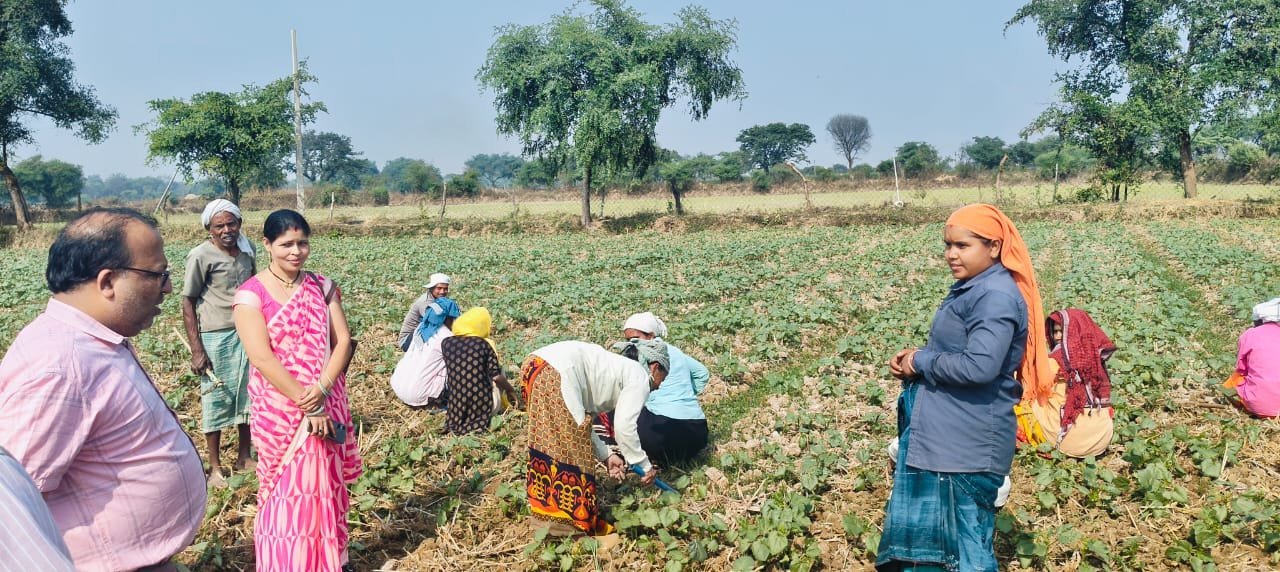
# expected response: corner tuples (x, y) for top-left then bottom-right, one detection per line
(268, 266), (300, 289)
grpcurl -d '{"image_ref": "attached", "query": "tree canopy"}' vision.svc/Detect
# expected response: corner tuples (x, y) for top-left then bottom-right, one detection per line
(896, 141), (945, 178)
(294, 131), (373, 189)
(477, 0), (746, 227)
(138, 67), (325, 204)
(825, 114), (872, 171)
(12, 155), (83, 209)
(381, 157), (443, 195)
(0, 0), (117, 227)
(1009, 0), (1280, 198)
(736, 123), (816, 173)
(658, 153), (715, 215)
(961, 136), (1008, 170)
(465, 153), (525, 188)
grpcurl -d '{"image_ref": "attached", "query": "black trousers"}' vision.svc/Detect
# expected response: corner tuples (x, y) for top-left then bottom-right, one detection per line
(598, 407), (709, 464)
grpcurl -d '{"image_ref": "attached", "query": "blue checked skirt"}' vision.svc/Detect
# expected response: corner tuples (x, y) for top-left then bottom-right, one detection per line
(876, 383), (1003, 572)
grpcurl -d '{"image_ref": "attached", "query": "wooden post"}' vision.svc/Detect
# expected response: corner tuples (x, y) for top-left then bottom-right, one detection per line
(292, 30), (305, 212)
(994, 154), (1008, 204)
(152, 168), (181, 217)
(439, 181), (448, 221)
(785, 161), (812, 211)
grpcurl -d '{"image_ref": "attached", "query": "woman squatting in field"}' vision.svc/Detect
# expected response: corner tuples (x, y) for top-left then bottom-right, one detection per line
(879, 203), (1052, 571)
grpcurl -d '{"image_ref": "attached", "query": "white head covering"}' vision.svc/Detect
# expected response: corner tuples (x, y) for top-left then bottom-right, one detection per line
(425, 273), (451, 290)
(1252, 297), (1280, 324)
(623, 312), (668, 337)
(200, 199), (254, 255)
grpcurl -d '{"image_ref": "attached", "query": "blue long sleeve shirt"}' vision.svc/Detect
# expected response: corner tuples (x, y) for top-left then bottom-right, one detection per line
(906, 262), (1026, 475)
(645, 344), (709, 420)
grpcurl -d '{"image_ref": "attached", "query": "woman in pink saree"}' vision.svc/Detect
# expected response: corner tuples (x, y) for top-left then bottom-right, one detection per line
(234, 209), (362, 571)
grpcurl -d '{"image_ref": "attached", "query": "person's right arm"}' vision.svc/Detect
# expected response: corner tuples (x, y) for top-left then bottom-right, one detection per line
(2, 370), (90, 494)
(180, 252), (209, 374)
(912, 290), (1021, 387)
(233, 297), (319, 412)
(398, 296), (428, 351)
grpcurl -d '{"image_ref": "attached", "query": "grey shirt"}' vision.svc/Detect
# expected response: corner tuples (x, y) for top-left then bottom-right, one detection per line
(182, 241), (256, 332)
(907, 262), (1026, 475)
(398, 292), (436, 351)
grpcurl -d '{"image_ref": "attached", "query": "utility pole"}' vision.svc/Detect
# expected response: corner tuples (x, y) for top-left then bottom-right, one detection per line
(292, 30), (305, 212)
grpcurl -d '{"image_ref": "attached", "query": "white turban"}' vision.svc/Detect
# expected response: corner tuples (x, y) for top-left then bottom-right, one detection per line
(425, 273), (451, 290)
(623, 312), (668, 337)
(201, 199), (254, 255)
(1252, 297), (1280, 324)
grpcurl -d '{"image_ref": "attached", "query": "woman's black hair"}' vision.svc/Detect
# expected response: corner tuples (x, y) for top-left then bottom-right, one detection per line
(263, 209), (311, 241)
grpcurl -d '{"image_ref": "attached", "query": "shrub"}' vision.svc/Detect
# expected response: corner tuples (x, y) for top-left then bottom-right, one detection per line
(368, 186), (390, 206)
(1226, 143), (1265, 181)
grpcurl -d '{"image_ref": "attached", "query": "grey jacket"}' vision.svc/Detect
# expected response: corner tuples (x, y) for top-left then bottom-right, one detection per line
(907, 262), (1026, 475)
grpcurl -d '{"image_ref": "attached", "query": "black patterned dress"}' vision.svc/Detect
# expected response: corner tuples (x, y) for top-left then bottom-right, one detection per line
(440, 336), (502, 434)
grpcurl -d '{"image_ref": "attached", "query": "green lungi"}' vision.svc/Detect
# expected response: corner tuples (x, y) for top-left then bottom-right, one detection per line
(200, 329), (251, 432)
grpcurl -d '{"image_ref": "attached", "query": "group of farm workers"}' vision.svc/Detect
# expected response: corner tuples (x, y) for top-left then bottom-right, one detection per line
(0, 198), (1275, 572)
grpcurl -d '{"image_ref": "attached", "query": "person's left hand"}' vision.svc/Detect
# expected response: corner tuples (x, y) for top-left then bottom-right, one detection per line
(888, 348), (912, 379)
(607, 454), (626, 480)
(640, 467), (658, 486)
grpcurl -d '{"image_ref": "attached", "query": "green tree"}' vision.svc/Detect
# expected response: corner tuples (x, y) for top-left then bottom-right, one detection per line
(294, 131), (370, 188)
(478, 0), (746, 227)
(514, 157), (560, 189)
(710, 151), (746, 182)
(896, 141), (944, 178)
(1009, 0), (1280, 199)
(961, 136), (1008, 170)
(1030, 88), (1154, 201)
(446, 169), (483, 198)
(465, 153), (525, 188)
(381, 157), (443, 195)
(138, 67), (325, 204)
(737, 123), (816, 173)
(658, 153), (715, 214)
(826, 114), (872, 171)
(12, 155), (83, 209)
(1033, 143), (1094, 179)
(0, 0), (116, 227)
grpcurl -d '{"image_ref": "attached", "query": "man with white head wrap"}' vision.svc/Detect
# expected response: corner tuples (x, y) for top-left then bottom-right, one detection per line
(397, 272), (453, 351)
(1231, 297), (1280, 417)
(182, 199), (257, 486)
(601, 312), (711, 463)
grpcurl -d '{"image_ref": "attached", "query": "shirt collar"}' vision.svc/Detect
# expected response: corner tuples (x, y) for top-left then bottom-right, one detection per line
(950, 261), (1007, 293)
(44, 298), (126, 346)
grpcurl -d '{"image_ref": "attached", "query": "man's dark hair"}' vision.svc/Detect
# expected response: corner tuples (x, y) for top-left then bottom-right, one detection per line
(46, 208), (159, 294)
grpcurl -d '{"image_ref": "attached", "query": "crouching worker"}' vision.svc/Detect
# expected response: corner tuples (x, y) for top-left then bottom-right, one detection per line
(1016, 309), (1117, 458)
(596, 312), (710, 464)
(441, 307), (522, 433)
(522, 339), (667, 536)
(390, 297), (459, 408)
(1225, 298), (1280, 418)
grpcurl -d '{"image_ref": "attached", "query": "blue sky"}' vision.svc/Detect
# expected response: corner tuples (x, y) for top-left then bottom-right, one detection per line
(24, 1), (1067, 179)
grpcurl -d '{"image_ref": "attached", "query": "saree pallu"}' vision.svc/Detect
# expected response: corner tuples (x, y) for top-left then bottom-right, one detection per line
(521, 355), (613, 535)
(199, 329), (251, 433)
(244, 275), (363, 571)
(877, 383), (1003, 572)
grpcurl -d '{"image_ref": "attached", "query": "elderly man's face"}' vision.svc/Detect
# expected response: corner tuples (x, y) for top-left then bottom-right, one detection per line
(207, 211), (242, 252)
(113, 223), (172, 337)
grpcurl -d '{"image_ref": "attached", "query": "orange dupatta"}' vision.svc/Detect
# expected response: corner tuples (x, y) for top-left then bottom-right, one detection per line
(946, 204), (1055, 406)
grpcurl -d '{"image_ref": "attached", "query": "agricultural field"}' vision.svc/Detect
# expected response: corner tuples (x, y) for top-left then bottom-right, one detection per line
(130, 181), (1278, 230)
(0, 208), (1278, 571)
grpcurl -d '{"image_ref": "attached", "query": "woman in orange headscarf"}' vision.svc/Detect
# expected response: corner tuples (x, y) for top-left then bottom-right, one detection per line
(879, 204), (1050, 572)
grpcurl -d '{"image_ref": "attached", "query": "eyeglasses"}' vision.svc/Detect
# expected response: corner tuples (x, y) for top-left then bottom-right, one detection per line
(119, 266), (172, 284)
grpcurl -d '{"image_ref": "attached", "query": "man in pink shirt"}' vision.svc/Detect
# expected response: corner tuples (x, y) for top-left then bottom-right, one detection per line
(0, 208), (207, 571)
(1235, 298), (1280, 418)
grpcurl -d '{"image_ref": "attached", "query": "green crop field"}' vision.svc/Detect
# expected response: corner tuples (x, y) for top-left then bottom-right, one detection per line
(0, 209), (1277, 571)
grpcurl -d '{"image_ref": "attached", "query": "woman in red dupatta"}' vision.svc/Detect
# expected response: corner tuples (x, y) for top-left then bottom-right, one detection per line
(1024, 308), (1116, 457)
(234, 210), (362, 572)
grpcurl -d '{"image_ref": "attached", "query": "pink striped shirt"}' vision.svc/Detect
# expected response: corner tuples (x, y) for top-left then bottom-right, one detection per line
(0, 299), (207, 571)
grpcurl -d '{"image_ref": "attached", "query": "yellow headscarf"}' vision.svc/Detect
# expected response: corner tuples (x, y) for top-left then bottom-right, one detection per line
(946, 204), (1053, 406)
(452, 307), (497, 355)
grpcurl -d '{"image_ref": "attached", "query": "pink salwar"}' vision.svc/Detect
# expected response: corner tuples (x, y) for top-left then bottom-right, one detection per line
(235, 274), (362, 571)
